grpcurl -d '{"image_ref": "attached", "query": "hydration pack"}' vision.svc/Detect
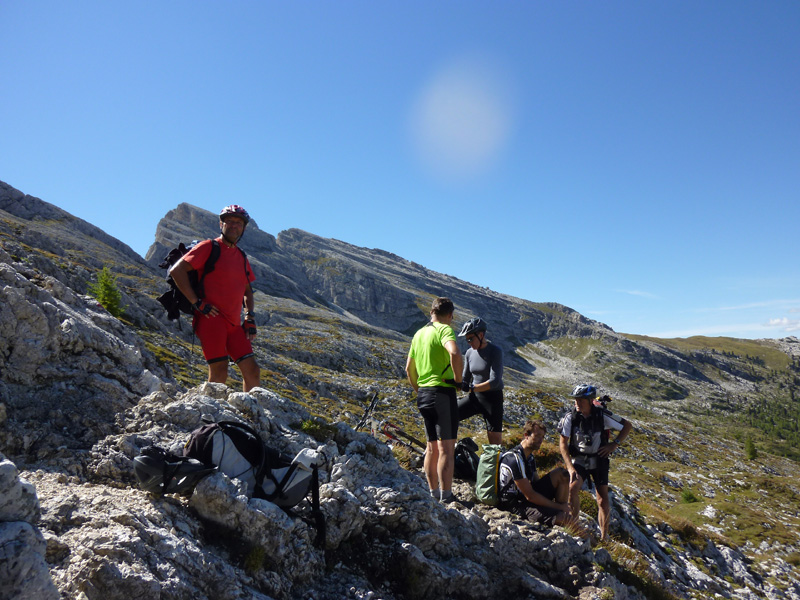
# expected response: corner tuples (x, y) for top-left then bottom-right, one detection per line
(474, 444), (513, 506)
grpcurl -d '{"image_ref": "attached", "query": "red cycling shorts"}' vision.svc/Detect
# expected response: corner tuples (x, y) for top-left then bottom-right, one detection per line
(194, 314), (254, 365)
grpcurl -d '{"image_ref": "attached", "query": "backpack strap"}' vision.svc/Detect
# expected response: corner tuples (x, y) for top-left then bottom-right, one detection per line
(264, 462), (299, 498)
(594, 405), (609, 446)
(237, 247), (251, 311)
(237, 247), (250, 280)
(309, 464), (326, 548)
(202, 240), (221, 276)
(194, 240), (221, 299)
(567, 409), (580, 455)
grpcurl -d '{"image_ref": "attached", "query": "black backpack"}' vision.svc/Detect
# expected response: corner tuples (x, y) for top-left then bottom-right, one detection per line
(453, 437), (480, 481)
(183, 419), (326, 547)
(156, 240), (249, 322)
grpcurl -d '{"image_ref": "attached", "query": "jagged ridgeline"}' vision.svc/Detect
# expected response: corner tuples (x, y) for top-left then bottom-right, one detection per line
(1, 179), (799, 600)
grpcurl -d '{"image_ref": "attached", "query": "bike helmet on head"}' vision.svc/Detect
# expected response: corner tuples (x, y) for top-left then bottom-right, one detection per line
(569, 384), (597, 399)
(458, 317), (488, 337)
(219, 204), (250, 225)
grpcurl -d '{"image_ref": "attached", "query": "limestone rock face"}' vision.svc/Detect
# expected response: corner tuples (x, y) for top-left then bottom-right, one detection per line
(0, 189), (180, 468)
(0, 455), (40, 523)
(0, 453), (59, 600)
(0, 181), (142, 264)
(0, 255), (169, 461)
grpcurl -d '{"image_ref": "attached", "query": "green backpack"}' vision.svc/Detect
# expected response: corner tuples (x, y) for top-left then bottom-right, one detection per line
(475, 444), (510, 506)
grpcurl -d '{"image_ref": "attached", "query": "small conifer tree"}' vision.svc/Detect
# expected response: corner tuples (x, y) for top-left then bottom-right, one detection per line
(89, 266), (125, 318)
(745, 437), (758, 460)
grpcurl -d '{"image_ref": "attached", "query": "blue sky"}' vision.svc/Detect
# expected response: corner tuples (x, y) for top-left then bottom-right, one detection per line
(2, 2), (798, 340)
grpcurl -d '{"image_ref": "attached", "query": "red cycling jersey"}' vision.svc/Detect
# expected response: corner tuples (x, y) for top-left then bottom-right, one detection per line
(183, 237), (255, 327)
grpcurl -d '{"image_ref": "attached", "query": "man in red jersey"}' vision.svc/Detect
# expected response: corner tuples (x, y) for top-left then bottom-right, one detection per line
(169, 204), (260, 391)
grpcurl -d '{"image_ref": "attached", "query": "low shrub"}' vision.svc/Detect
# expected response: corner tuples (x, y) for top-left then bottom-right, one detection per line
(534, 440), (564, 472)
(680, 488), (700, 503)
(300, 418), (337, 442)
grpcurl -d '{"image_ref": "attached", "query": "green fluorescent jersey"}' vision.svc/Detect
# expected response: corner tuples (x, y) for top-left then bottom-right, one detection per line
(409, 321), (457, 388)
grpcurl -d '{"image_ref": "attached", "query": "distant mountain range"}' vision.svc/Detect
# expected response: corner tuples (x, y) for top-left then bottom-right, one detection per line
(2, 178), (799, 599)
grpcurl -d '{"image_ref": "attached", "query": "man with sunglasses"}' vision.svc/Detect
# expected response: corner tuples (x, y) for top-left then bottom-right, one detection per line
(457, 317), (504, 444)
(406, 297), (463, 503)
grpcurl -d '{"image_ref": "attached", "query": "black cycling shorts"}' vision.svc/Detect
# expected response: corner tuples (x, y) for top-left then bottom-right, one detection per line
(457, 389), (503, 433)
(574, 456), (611, 488)
(417, 386), (458, 442)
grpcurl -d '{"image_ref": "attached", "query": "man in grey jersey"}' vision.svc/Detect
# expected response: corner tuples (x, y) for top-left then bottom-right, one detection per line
(457, 317), (504, 444)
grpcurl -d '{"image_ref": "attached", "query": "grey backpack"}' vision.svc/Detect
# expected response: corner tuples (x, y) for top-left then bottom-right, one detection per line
(184, 419), (326, 546)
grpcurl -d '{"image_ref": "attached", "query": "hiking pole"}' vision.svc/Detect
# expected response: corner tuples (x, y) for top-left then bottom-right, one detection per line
(381, 421), (426, 451)
(355, 391), (380, 432)
(380, 426), (423, 454)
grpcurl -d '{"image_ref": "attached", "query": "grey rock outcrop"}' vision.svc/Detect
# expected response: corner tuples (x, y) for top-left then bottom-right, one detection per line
(0, 181), (143, 265)
(0, 240), (170, 462)
(14, 382), (794, 600)
(0, 453), (59, 600)
(29, 384), (614, 600)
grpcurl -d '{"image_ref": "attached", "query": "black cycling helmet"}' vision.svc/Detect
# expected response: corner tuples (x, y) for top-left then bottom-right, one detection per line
(219, 204), (250, 225)
(569, 384), (597, 400)
(133, 452), (217, 496)
(458, 317), (488, 337)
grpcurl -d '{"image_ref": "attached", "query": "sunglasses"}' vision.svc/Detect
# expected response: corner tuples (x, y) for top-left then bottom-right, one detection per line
(466, 336), (477, 344)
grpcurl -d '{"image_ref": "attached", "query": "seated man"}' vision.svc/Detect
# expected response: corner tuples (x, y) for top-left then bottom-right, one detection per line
(498, 420), (572, 526)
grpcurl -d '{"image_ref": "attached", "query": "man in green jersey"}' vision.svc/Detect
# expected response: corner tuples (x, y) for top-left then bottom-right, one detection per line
(406, 297), (464, 503)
